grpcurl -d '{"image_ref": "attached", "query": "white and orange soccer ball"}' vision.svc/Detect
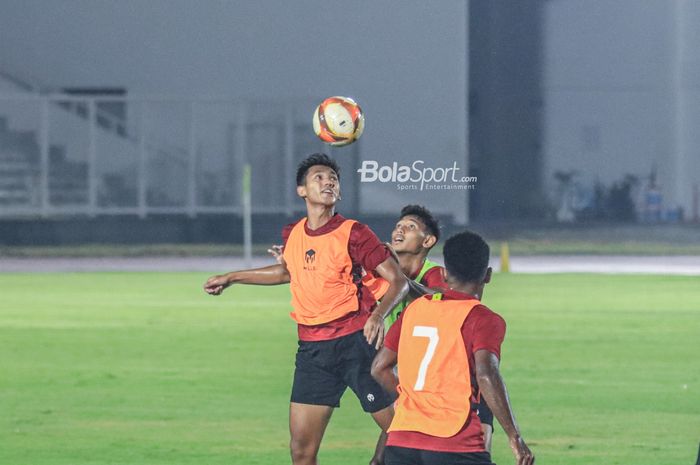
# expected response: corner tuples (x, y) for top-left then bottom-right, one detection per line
(312, 96), (365, 147)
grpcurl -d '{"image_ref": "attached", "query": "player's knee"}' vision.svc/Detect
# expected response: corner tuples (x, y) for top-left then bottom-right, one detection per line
(290, 437), (318, 464)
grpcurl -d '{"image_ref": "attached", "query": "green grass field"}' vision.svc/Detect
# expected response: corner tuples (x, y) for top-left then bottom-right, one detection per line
(1, 272), (699, 464)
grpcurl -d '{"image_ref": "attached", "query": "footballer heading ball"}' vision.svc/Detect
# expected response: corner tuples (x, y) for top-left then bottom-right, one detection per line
(312, 96), (365, 147)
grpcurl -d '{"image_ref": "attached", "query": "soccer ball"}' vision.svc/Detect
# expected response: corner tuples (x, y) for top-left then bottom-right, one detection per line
(312, 96), (365, 147)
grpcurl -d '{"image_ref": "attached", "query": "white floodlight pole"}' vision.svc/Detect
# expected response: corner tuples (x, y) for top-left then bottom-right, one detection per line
(88, 99), (97, 217)
(39, 98), (50, 217)
(242, 163), (252, 268)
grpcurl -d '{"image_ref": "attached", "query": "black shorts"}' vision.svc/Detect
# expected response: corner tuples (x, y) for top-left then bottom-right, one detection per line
(476, 396), (493, 427)
(385, 446), (494, 465)
(291, 330), (394, 413)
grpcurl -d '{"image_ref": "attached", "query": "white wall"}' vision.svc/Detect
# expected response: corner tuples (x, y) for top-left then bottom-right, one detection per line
(0, 0), (469, 222)
(543, 0), (698, 217)
(673, 0), (700, 220)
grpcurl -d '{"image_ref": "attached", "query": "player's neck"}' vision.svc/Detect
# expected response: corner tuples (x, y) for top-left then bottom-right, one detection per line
(397, 252), (427, 278)
(305, 204), (336, 230)
(447, 280), (482, 299)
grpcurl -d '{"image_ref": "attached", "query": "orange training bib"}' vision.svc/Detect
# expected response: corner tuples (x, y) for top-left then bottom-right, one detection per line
(389, 294), (479, 437)
(283, 218), (359, 325)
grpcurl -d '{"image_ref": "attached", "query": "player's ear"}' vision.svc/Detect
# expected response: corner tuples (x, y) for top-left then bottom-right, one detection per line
(422, 234), (437, 249)
(483, 267), (492, 284)
(296, 185), (307, 198)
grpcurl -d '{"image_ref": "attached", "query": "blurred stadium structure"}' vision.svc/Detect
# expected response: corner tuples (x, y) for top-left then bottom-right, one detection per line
(1, 0), (699, 247)
(0, 91), (358, 218)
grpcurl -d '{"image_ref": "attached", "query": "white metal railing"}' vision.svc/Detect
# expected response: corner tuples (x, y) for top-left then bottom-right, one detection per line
(0, 94), (344, 218)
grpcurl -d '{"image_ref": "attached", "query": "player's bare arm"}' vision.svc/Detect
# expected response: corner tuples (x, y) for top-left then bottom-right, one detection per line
(363, 257), (409, 349)
(370, 346), (399, 395)
(475, 349), (535, 465)
(203, 263), (291, 295)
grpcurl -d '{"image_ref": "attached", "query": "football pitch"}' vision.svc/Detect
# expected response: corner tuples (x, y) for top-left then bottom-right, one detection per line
(1, 272), (698, 465)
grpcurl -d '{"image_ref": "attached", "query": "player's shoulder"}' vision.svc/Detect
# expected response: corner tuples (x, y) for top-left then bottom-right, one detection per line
(328, 215), (370, 238)
(423, 264), (444, 275)
(284, 219), (301, 230)
(281, 218), (304, 242)
(469, 303), (506, 327)
(322, 214), (363, 233)
(347, 218), (380, 239)
(346, 217), (368, 230)
(284, 217), (304, 229)
(420, 265), (446, 288)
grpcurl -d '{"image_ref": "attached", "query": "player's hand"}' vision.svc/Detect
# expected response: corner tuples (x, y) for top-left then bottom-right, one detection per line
(267, 244), (284, 264)
(509, 436), (534, 465)
(363, 312), (385, 349)
(203, 274), (231, 296)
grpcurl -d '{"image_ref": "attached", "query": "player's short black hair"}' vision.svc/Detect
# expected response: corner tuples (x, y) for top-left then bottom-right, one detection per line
(443, 230), (490, 284)
(296, 153), (340, 186)
(400, 205), (440, 242)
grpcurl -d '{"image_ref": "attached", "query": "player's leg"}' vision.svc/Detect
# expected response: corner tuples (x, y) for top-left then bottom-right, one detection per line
(369, 406), (394, 465)
(290, 339), (346, 465)
(340, 331), (397, 465)
(371, 430), (388, 465)
(289, 402), (334, 465)
(370, 404), (394, 429)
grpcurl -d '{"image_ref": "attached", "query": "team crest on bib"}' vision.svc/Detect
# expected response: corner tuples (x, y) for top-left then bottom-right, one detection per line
(304, 249), (316, 270)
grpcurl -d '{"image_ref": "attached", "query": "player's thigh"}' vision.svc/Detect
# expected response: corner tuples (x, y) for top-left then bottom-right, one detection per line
(291, 339), (346, 407)
(289, 402), (334, 450)
(370, 404), (394, 431)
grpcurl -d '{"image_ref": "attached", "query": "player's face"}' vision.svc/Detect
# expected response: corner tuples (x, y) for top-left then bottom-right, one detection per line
(298, 165), (340, 206)
(391, 215), (429, 253)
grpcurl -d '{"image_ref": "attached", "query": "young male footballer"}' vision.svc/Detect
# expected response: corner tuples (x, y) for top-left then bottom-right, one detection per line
(384, 204), (446, 323)
(368, 208), (495, 462)
(371, 231), (534, 465)
(204, 153), (408, 465)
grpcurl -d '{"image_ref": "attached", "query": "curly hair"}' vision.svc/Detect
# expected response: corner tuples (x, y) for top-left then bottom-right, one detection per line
(399, 205), (440, 242)
(443, 230), (490, 283)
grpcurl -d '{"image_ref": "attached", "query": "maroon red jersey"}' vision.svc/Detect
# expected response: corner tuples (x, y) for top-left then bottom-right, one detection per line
(417, 265), (448, 290)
